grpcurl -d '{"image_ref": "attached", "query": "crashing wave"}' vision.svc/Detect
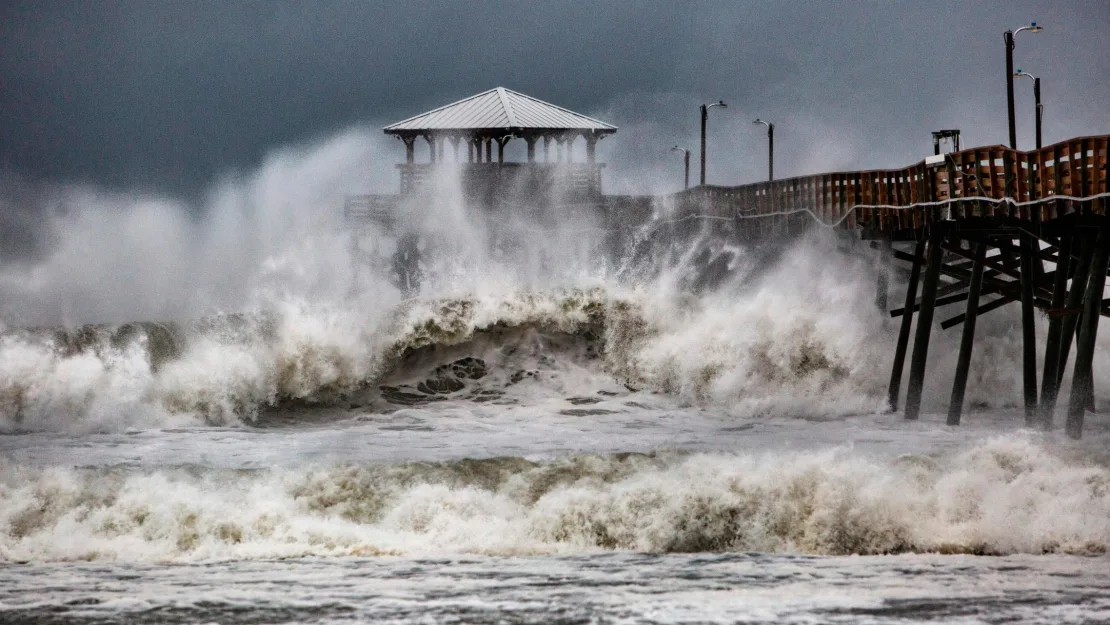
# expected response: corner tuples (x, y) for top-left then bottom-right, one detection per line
(5, 227), (1085, 432)
(1, 435), (1107, 562)
(0, 273), (898, 432)
(0, 290), (620, 430)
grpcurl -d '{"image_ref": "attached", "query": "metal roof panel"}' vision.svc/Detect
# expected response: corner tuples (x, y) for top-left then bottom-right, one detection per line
(383, 87), (616, 133)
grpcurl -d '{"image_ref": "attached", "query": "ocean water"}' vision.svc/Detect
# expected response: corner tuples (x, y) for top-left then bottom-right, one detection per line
(3, 137), (1110, 624)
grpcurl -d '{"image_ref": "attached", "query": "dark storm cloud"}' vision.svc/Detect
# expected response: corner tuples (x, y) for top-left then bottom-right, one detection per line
(0, 172), (61, 264)
(1, 0), (1108, 195)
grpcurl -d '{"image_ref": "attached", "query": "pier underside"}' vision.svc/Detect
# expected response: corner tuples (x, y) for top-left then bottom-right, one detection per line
(881, 211), (1109, 438)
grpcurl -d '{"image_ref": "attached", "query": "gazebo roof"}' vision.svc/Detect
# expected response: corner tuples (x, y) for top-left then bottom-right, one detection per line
(383, 87), (617, 135)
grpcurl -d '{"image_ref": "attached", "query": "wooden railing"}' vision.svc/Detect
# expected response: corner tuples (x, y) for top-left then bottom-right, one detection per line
(668, 135), (1109, 237)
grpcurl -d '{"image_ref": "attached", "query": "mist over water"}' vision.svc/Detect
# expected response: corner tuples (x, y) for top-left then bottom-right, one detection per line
(1, 125), (1108, 433)
(2, 128), (1109, 580)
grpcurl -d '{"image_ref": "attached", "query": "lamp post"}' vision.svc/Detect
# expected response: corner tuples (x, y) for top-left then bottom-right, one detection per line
(1004, 22), (1044, 149)
(700, 100), (727, 185)
(671, 146), (690, 190)
(1014, 69), (1043, 150)
(752, 119), (774, 181)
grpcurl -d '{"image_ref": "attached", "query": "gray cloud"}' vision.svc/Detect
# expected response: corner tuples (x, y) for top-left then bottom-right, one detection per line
(1, 0), (1108, 197)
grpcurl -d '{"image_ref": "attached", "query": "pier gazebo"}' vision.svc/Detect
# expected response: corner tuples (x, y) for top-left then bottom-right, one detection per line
(383, 87), (617, 198)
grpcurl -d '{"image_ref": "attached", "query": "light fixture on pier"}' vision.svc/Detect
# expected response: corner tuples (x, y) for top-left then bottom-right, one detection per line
(1014, 69), (1044, 149)
(700, 100), (728, 186)
(1004, 22), (1045, 150)
(752, 119), (774, 182)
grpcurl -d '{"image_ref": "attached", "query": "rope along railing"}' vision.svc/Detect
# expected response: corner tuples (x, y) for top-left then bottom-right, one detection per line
(665, 135), (1108, 235)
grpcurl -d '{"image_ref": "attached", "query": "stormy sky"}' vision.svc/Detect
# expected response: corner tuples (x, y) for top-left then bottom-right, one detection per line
(2, 1), (1108, 196)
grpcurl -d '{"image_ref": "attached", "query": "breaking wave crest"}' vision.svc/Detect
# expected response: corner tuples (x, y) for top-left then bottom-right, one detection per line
(0, 249), (896, 432)
(7, 230), (1091, 433)
(0, 291), (613, 431)
(2, 435), (1107, 562)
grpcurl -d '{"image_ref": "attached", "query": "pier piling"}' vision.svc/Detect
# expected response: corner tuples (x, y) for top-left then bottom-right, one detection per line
(1066, 225), (1110, 438)
(888, 239), (925, 412)
(1038, 233), (1072, 428)
(1020, 233), (1040, 424)
(1056, 233), (1095, 393)
(875, 237), (892, 311)
(948, 241), (987, 425)
(905, 226), (947, 420)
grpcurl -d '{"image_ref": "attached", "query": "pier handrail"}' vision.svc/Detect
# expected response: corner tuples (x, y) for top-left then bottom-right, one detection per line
(668, 135), (1109, 236)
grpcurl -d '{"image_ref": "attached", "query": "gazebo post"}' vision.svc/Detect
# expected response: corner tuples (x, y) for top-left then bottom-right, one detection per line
(402, 135), (415, 164)
(526, 136), (537, 163)
(544, 136), (552, 163)
(585, 132), (597, 164)
(423, 134), (436, 163)
(448, 136), (460, 162)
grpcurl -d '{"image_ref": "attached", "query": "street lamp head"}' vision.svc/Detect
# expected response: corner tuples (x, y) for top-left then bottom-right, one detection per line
(706, 100), (727, 110)
(1014, 70), (1035, 81)
(671, 145), (686, 154)
(1015, 22), (1044, 35)
(752, 118), (769, 127)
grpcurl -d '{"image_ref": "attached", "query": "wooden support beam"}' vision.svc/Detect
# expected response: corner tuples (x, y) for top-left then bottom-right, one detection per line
(890, 289), (984, 318)
(888, 239), (925, 411)
(893, 278), (969, 313)
(1038, 233), (1072, 428)
(1056, 233), (1096, 388)
(947, 249), (1017, 272)
(927, 253), (1047, 308)
(875, 238), (892, 310)
(948, 241), (987, 425)
(1066, 225), (1110, 439)
(943, 240), (1048, 291)
(914, 253), (1046, 310)
(941, 238), (1043, 284)
(941, 294), (1018, 330)
(905, 226), (947, 420)
(1020, 233), (1039, 424)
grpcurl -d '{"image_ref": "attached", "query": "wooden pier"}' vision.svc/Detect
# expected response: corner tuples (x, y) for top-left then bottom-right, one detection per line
(660, 135), (1109, 437)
